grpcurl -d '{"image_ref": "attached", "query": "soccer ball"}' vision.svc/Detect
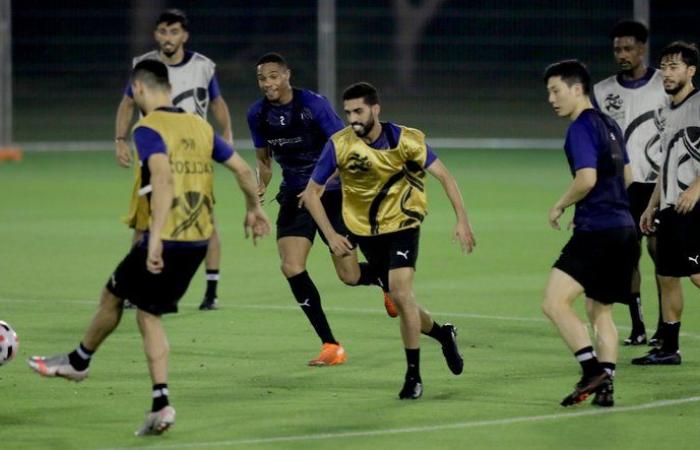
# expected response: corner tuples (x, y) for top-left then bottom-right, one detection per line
(0, 320), (19, 366)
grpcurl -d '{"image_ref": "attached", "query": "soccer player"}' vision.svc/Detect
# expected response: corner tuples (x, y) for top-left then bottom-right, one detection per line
(301, 82), (474, 399)
(249, 54), (397, 366)
(28, 60), (270, 435)
(593, 20), (668, 346)
(632, 42), (700, 366)
(542, 60), (639, 407)
(115, 9), (233, 311)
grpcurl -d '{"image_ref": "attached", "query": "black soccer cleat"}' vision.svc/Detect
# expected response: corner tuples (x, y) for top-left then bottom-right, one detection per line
(623, 332), (647, 346)
(199, 297), (219, 311)
(560, 372), (610, 407)
(631, 348), (681, 365)
(398, 376), (423, 400)
(440, 323), (464, 375)
(591, 380), (614, 407)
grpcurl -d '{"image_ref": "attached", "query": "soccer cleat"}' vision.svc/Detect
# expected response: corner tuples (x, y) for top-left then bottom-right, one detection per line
(631, 348), (681, 365)
(308, 343), (347, 366)
(198, 297), (219, 311)
(560, 372), (610, 407)
(135, 405), (176, 436)
(648, 330), (663, 347)
(440, 323), (464, 375)
(623, 332), (647, 346)
(27, 354), (89, 382)
(592, 380), (615, 407)
(398, 376), (423, 400)
(383, 292), (398, 318)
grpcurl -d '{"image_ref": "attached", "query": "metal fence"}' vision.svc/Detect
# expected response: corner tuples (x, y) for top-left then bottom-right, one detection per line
(10, 0), (700, 145)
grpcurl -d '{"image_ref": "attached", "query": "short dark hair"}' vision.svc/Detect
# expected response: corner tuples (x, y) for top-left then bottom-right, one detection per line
(132, 59), (170, 90)
(609, 20), (648, 43)
(660, 41), (699, 68)
(256, 52), (288, 68)
(156, 9), (188, 30)
(543, 59), (591, 95)
(342, 82), (380, 105)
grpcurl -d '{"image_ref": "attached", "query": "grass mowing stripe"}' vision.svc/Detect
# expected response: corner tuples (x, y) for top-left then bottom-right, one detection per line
(97, 395), (700, 449)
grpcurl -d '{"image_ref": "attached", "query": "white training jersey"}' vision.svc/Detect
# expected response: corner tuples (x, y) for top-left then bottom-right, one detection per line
(658, 89), (700, 210)
(593, 69), (668, 183)
(132, 50), (216, 118)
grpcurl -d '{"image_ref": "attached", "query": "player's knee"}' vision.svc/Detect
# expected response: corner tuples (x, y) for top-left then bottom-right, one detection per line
(281, 261), (305, 278)
(541, 298), (561, 320)
(388, 285), (411, 306)
(336, 269), (358, 286)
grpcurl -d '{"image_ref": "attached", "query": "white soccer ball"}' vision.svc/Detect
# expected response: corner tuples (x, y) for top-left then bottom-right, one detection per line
(0, 320), (19, 366)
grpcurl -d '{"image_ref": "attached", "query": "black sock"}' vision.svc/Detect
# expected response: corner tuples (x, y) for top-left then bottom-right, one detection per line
(68, 342), (93, 371)
(574, 346), (603, 378)
(287, 271), (337, 344)
(655, 287), (664, 333)
(405, 348), (421, 380)
(422, 321), (444, 343)
(356, 263), (381, 287)
(205, 270), (219, 299)
(600, 362), (616, 379)
(627, 293), (646, 334)
(661, 321), (681, 353)
(151, 383), (170, 412)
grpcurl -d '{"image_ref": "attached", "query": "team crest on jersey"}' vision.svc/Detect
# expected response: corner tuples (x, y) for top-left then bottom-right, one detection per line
(347, 153), (372, 173)
(604, 93), (623, 112)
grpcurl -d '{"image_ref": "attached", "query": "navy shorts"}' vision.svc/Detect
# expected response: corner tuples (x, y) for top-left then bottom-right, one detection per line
(276, 189), (348, 247)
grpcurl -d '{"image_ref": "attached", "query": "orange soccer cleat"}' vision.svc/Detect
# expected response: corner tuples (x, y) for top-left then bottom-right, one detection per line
(308, 343), (347, 366)
(384, 292), (399, 318)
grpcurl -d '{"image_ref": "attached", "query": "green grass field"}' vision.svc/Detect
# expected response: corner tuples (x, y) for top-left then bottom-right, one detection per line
(1, 150), (699, 450)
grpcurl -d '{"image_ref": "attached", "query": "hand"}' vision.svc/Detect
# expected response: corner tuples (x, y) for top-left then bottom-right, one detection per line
(675, 185), (700, 214)
(244, 206), (271, 246)
(115, 140), (132, 168)
(146, 235), (164, 274)
(639, 206), (657, 235)
(453, 220), (476, 254)
(327, 232), (354, 257)
(548, 206), (564, 230)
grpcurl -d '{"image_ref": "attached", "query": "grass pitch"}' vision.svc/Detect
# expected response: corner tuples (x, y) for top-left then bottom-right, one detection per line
(1, 150), (699, 449)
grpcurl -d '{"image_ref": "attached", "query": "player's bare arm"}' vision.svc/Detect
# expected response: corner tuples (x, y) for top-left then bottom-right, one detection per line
(115, 95), (136, 168)
(623, 164), (633, 188)
(146, 153), (174, 274)
(549, 167), (596, 230)
(223, 152), (271, 245)
(301, 180), (353, 256)
(426, 159), (475, 253)
(210, 96), (234, 145)
(640, 177), (662, 234)
(255, 147), (273, 203)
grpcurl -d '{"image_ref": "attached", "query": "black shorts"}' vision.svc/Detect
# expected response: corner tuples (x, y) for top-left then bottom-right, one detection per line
(352, 227), (420, 291)
(276, 189), (348, 246)
(553, 227), (639, 304)
(627, 182), (655, 239)
(655, 208), (700, 277)
(106, 244), (207, 315)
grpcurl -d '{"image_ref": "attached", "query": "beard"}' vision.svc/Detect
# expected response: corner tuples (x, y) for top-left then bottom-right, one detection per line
(160, 43), (178, 58)
(351, 116), (375, 138)
(665, 79), (686, 95)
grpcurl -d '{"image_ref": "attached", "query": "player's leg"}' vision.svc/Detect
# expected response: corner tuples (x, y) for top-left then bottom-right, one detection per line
(542, 268), (608, 406)
(585, 298), (617, 407)
(624, 262), (647, 345)
(199, 216), (221, 310)
(646, 236), (665, 346)
(279, 236), (345, 366)
(123, 229), (145, 309)
(27, 287), (123, 381)
(632, 274), (683, 365)
(388, 266), (424, 399)
(134, 308), (175, 436)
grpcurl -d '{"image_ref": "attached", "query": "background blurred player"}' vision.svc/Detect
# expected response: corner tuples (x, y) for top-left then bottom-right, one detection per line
(249, 54), (395, 367)
(633, 42), (700, 366)
(28, 60), (270, 435)
(593, 20), (668, 346)
(542, 60), (639, 407)
(302, 82), (474, 399)
(115, 9), (233, 310)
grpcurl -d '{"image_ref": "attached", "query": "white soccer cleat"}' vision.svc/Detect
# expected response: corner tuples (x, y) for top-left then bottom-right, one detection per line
(27, 354), (89, 382)
(135, 405), (176, 436)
